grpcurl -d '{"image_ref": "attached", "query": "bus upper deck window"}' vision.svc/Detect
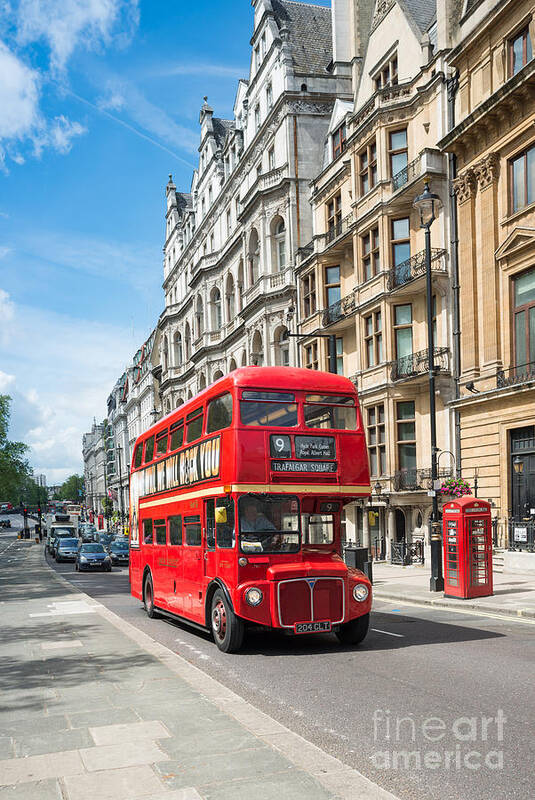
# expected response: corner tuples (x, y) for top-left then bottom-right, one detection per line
(170, 421), (184, 451)
(304, 395), (357, 430)
(240, 390), (298, 427)
(207, 393), (233, 433)
(156, 431), (168, 456)
(134, 443), (143, 468)
(186, 407), (204, 442)
(144, 436), (155, 462)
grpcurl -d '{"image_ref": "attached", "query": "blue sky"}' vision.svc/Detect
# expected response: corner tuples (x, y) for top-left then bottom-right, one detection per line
(0, 0), (330, 483)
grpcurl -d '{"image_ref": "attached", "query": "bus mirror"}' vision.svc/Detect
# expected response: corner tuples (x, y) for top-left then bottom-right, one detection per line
(215, 507), (227, 524)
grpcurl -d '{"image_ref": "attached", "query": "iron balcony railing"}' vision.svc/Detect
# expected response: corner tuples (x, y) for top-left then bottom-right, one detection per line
(322, 290), (357, 327)
(391, 347), (450, 381)
(497, 360), (535, 389)
(324, 213), (354, 245)
(297, 241), (314, 261)
(393, 467), (452, 492)
(387, 248), (447, 290)
(391, 155), (421, 192)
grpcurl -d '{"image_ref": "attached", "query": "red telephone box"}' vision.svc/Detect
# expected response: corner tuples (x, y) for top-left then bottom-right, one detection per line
(97, 514), (104, 530)
(443, 497), (493, 599)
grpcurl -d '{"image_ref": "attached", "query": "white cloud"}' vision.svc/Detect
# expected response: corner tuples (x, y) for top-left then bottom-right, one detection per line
(1, 291), (143, 481)
(0, 369), (15, 391)
(0, 288), (15, 343)
(14, 0), (140, 73)
(0, 245), (11, 258)
(0, 40), (87, 167)
(149, 62), (246, 80)
(97, 90), (125, 112)
(32, 114), (87, 156)
(0, 40), (40, 140)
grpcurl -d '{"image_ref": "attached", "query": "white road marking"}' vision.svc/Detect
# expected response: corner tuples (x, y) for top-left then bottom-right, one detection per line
(371, 628), (404, 638)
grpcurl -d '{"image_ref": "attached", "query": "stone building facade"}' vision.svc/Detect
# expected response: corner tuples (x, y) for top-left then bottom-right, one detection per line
(157, 0), (351, 410)
(297, 0), (456, 551)
(439, 0), (535, 547)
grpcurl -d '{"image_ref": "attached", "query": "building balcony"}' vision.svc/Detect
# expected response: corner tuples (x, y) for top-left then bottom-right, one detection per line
(391, 347), (450, 382)
(190, 251), (220, 286)
(296, 240), (315, 267)
(389, 149), (446, 198)
(387, 248), (448, 292)
(318, 213), (355, 254)
(393, 467), (452, 492)
(322, 290), (357, 327)
(242, 267), (294, 310)
(497, 361), (535, 390)
(240, 163), (289, 215)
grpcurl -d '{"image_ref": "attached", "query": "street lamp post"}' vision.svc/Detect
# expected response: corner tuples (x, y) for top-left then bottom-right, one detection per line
(413, 182), (444, 592)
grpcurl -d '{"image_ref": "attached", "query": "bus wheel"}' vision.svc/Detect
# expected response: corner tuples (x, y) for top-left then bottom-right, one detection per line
(336, 613), (369, 646)
(211, 590), (244, 653)
(143, 574), (157, 619)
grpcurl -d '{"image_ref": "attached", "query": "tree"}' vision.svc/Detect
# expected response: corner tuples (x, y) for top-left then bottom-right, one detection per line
(57, 474), (84, 502)
(0, 395), (32, 504)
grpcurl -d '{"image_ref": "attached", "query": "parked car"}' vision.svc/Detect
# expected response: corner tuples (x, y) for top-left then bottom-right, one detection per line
(109, 539), (129, 566)
(75, 543), (112, 572)
(55, 538), (79, 563)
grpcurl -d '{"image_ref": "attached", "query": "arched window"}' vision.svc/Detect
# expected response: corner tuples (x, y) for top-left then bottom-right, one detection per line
(195, 296), (204, 338)
(272, 216), (286, 272)
(248, 229), (260, 285)
(184, 322), (191, 360)
(274, 326), (290, 366)
(251, 330), (263, 366)
(226, 273), (235, 322)
(162, 337), (169, 372)
(229, 357), (237, 372)
(241, 350), (247, 367)
(199, 373), (207, 391)
(213, 370), (224, 382)
(210, 287), (222, 330)
(174, 331), (182, 366)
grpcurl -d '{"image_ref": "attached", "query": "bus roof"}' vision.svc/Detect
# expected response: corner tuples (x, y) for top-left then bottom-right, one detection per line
(134, 367), (359, 453)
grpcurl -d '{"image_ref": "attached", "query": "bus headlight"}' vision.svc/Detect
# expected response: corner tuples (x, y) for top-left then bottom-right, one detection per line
(244, 587), (263, 607)
(353, 584), (369, 602)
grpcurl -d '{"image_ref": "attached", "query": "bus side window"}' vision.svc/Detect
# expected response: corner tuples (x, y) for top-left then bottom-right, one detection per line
(184, 515), (201, 546)
(216, 498), (235, 549)
(170, 421), (184, 451)
(169, 515), (182, 545)
(144, 436), (155, 462)
(205, 500), (216, 549)
(156, 431), (168, 457)
(186, 408), (204, 442)
(206, 393), (233, 433)
(134, 443), (143, 468)
(154, 519), (166, 545)
(143, 518), (153, 544)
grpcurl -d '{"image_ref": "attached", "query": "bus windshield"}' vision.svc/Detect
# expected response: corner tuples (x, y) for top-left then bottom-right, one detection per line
(238, 494), (299, 553)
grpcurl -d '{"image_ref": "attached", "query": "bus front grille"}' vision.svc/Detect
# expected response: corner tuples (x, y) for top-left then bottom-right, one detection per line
(277, 577), (345, 627)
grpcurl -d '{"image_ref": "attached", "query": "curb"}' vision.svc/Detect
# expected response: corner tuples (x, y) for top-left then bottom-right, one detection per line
(374, 589), (535, 621)
(37, 546), (401, 800)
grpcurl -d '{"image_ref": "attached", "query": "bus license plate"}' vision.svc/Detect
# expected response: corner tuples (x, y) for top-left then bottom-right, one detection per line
(294, 621), (331, 634)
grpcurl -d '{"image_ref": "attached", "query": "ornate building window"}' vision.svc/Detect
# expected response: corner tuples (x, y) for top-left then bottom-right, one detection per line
(359, 141), (377, 195)
(226, 273), (235, 321)
(325, 265), (341, 308)
(373, 53), (398, 91)
(396, 401), (416, 473)
(332, 122), (347, 159)
(210, 287), (222, 330)
(302, 271), (316, 318)
(195, 296), (204, 338)
(510, 143), (535, 213)
(174, 332), (182, 367)
(513, 268), (535, 368)
(273, 217), (286, 270)
(248, 229), (260, 284)
(304, 341), (319, 370)
(362, 226), (380, 281)
(391, 217), (410, 267)
(326, 193), (342, 238)
(394, 304), (413, 363)
(509, 27), (533, 76)
(364, 310), (382, 367)
(184, 322), (191, 360)
(251, 330), (264, 366)
(275, 327), (290, 366)
(367, 404), (386, 476)
(389, 129), (408, 180)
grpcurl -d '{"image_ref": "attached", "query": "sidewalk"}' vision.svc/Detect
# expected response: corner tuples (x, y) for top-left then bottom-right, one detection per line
(0, 540), (398, 800)
(372, 562), (535, 619)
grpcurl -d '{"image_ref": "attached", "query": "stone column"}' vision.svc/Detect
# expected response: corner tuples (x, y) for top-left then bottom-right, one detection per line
(362, 506), (370, 550)
(386, 508), (396, 561)
(453, 169), (479, 380)
(473, 153), (501, 371)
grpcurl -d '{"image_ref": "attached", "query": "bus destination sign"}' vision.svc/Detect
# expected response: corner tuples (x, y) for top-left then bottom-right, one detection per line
(295, 436), (335, 459)
(271, 460), (337, 473)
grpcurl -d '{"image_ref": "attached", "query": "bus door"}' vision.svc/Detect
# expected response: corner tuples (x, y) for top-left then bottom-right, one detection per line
(166, 514), (184, 614)
(153, 518), (168, 606)
(182, 513), (204, 622)
(203, 499), (217, 580)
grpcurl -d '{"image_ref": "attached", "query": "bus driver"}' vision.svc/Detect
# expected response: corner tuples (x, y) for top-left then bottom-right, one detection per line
(240, 501), (276, 532)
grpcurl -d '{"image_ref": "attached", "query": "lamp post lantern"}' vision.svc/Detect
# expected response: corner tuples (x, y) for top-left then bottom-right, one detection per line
(413, 182), (444, 592)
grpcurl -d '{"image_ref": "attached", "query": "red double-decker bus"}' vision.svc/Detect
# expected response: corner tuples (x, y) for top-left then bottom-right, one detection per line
(129, 367), (372, 652)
